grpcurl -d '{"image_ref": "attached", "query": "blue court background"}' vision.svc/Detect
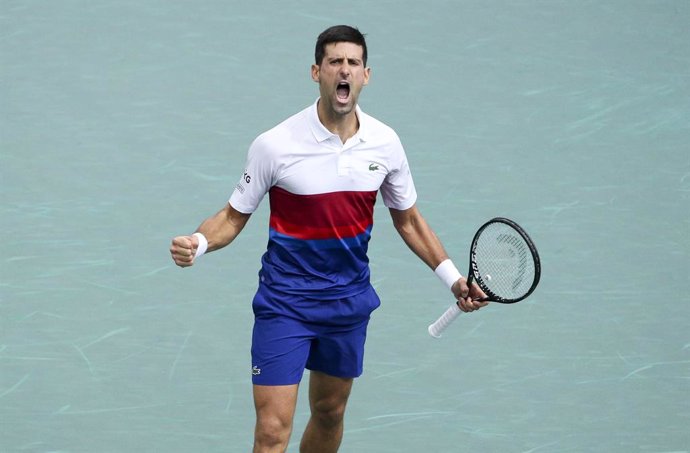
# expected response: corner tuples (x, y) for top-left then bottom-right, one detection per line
(1, 1), (688, 452)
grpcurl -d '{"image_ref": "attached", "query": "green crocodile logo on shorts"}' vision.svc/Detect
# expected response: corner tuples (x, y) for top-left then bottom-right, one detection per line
(368, 163), (379, 171)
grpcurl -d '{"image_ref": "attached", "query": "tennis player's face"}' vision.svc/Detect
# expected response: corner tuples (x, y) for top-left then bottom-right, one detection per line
(312, 42), (370, 117)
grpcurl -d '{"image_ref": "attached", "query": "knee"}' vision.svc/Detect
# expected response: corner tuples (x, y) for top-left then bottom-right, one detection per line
(255, 415), (292, 449)
(311, 400), (346, 430)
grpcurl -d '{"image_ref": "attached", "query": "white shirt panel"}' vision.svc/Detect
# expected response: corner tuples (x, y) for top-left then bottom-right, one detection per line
(229, 101), (417, 213)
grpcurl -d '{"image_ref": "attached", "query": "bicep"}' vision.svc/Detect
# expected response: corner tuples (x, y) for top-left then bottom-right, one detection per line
(200, 203), (251, 251)
(388, 205), (448, 269)
(222, 202), (251, 231)
(389, 204), (422, 237)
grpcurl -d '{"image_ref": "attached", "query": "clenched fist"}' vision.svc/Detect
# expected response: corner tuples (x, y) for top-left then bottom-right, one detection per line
(170, 235), (200, 267)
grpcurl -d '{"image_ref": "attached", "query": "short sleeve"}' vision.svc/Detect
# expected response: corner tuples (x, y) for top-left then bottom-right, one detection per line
(228, 134), (276, 214)
(379, 135), (417, 210)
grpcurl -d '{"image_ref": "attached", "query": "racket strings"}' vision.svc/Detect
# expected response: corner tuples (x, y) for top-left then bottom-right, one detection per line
(474, 224), (536, 300)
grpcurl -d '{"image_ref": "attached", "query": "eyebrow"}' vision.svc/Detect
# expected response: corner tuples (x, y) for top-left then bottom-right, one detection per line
(327, 56), (363, 64)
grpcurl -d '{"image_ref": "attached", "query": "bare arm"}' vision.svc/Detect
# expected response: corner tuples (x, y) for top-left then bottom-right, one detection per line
(388, 204), (449, 270)
(389, 204), (487, 312)
(170, 203), (251, 268)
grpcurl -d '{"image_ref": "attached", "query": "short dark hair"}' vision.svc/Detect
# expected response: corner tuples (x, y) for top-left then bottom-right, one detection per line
(315, 25), (368, 66)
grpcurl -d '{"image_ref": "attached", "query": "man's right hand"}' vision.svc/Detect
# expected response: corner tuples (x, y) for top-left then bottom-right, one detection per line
(170, 235), (199, 267)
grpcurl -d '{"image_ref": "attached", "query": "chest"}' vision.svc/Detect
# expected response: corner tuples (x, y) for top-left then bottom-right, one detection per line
(275, 141), (390, 195)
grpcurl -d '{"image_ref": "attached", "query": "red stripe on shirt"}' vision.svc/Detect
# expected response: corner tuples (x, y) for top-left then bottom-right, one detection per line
(269, 186), (377, 240)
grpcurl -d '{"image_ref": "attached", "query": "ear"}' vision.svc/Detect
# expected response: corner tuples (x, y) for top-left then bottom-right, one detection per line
(363, 66), (371, 86)
(311, 64), (320, 83)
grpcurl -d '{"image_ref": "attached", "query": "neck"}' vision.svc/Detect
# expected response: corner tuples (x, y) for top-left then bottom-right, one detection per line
(317, 101), (359, 143)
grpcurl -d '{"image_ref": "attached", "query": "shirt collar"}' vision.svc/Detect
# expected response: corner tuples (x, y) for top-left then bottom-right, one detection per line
(309, 98), (369, 144)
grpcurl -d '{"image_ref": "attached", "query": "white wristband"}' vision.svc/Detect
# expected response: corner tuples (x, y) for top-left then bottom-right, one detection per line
(193, 232), (208, 259)
(434, 259), (463, 291)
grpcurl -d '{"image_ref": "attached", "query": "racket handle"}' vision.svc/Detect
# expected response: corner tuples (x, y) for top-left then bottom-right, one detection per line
(428, 303), (462, 338)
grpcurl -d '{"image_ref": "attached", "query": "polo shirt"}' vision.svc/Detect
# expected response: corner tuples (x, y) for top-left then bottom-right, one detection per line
(229, 99), (417, 299)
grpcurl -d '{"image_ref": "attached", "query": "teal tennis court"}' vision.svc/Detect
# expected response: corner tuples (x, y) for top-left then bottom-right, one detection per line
(2, 1), (688, 451)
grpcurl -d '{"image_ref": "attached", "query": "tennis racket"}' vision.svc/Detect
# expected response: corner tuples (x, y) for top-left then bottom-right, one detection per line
(428, 217), (541, 338)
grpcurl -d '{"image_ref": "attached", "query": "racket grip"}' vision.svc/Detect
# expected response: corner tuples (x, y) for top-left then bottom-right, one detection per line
(428, 303), (462, 338)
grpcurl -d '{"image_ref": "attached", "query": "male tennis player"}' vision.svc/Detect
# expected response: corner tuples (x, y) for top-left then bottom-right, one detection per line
(170, 25), (487, 453)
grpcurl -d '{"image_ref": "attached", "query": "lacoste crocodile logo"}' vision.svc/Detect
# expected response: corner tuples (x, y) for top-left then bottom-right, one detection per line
(252, 366), (261, 376)
(368, 163), (379, 171)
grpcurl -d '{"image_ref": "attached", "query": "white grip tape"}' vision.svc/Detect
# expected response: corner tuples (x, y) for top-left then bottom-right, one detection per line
(428, 303), (462, 338)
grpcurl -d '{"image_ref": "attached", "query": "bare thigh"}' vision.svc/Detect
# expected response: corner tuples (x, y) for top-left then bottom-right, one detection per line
(308, 371), (354, 419)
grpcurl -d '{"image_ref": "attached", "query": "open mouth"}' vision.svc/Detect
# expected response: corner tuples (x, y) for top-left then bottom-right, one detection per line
(336, 82), (350, 101)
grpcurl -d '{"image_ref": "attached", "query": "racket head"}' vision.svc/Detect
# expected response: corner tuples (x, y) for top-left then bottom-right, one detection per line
(468, 217), (541, 304)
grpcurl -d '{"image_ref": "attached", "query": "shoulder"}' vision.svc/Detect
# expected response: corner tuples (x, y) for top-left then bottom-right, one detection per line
(249, 106), (312, 157)
(358, 108), (403, 146)
(261, 106), (311, 141)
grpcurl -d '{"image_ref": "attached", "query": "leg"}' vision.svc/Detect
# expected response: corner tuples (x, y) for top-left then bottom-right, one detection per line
(299, 371), (354, 453)
(251, 291), (314, 452)
(253, 384), (299, 453)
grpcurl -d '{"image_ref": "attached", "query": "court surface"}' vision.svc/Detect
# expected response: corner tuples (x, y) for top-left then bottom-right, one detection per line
(2, 1), (688, 452)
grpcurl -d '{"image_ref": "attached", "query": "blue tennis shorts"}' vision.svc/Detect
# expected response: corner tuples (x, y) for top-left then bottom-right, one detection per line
(250, 285), (380, 386)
